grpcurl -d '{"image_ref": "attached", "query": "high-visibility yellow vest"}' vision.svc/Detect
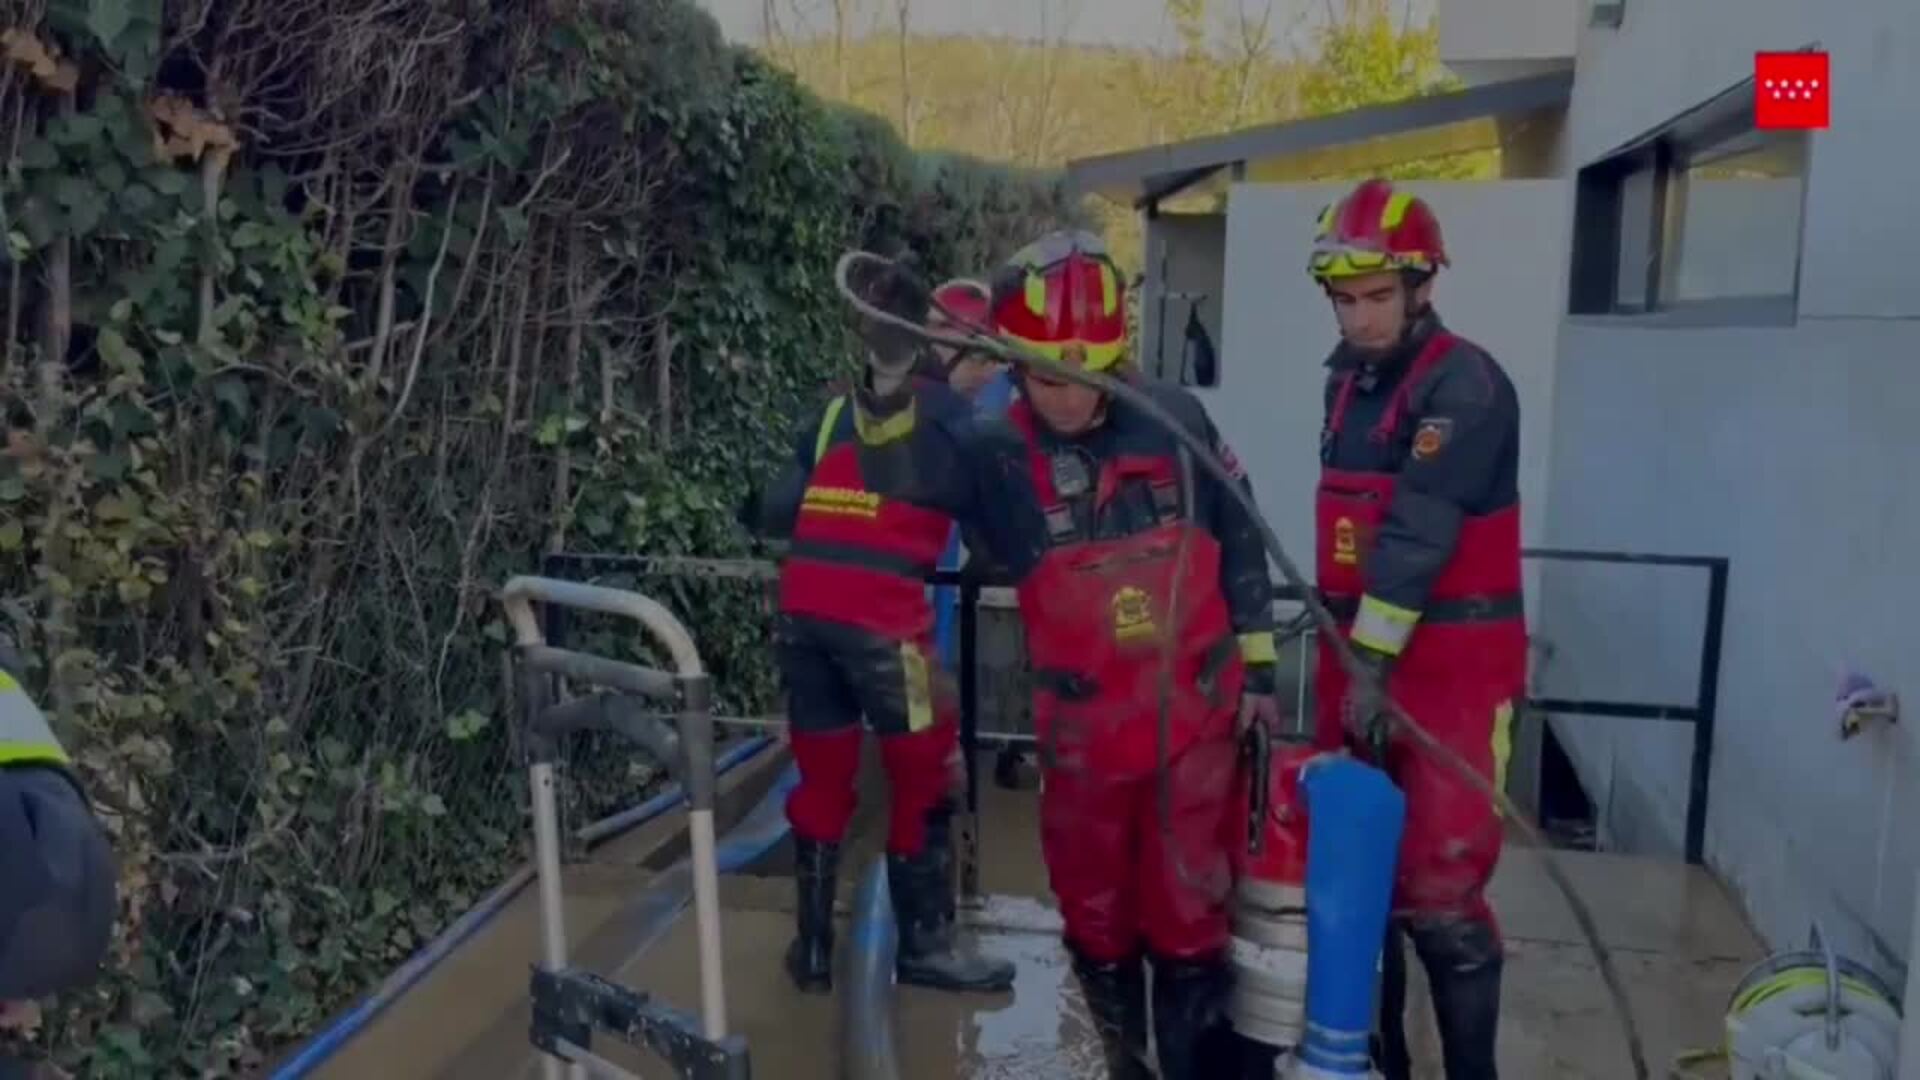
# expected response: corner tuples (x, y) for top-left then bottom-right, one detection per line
(0, 669), (68, 768)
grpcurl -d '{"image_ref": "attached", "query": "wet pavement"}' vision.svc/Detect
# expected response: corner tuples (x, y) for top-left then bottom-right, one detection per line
(302, 743), (1762, 1079)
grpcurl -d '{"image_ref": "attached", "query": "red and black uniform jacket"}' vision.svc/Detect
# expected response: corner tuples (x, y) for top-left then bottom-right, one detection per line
(1318, 312), (1522, 656)
(745, 376), (1042, 641)
(1006, 377), (1278, 776)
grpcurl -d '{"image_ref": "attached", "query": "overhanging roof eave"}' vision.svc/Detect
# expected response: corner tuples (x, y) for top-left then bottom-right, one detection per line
(1066, 68), (1575, 204)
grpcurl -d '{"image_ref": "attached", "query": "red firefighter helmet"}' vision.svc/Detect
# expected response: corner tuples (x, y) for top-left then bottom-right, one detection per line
(1308, 178), (1449, 284)
(989, 230), (1127, 373)
(930, 278), (991, 335)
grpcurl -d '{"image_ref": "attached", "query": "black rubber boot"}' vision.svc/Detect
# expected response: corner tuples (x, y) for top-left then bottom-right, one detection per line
(784, 836), (839, 994)
(888, 804), (1016, 992)
(1148, 953), (1238, 1080)
(1229, 1030), (1284, 1079)
(1373, 921), (1413, 1080)
(1069, 948), (1153, 1079)
(1408, 917), (1504, 1080)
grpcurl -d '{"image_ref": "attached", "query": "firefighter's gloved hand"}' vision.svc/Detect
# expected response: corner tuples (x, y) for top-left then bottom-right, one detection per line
(1341, 644), (1396, 759)
(1237, 662), (1282, 737)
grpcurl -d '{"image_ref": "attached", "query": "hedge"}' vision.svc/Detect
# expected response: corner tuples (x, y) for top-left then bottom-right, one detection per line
(0, 0), (1080, 1072)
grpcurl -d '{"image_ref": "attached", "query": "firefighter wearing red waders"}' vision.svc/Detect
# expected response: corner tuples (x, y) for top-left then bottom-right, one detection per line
(988, 232), (1281, 1080)
(1307, 178), (1526, 1080)
(739, 257), (1040, 997)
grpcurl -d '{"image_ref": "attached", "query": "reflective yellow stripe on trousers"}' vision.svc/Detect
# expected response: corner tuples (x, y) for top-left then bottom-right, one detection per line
(0, 670), (69, 767)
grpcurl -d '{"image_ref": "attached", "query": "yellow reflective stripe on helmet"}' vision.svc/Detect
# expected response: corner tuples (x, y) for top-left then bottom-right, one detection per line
(0, 670), (70, 767)
(1099, 263), (1118, 315)
(1315, 202), (1337, 236)
(1238, 631), (1277, 666)
(1381, 191), (1415, 230)
(1310, 248), (1435, 282)
(1004, 334), (1125, 373)
(1025, 274), (1048, 316)
(1350, 594), (1421, 656)
(813, 396), (847, 464)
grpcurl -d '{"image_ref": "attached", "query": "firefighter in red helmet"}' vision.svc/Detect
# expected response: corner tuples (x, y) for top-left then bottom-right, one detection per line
(928, 278), (1011, 399)
(739, 254), (1043, 998)
(988, 231), (1281, 1080)
(1307, 178), (1526, 1079)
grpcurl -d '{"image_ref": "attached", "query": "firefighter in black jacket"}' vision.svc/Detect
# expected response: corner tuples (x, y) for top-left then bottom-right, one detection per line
(740, 256), (1043, 997)
(1306, 178), (1526, 1080)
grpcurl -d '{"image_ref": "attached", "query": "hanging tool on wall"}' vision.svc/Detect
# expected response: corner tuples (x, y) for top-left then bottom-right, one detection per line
(832, 247), (1655, 1080)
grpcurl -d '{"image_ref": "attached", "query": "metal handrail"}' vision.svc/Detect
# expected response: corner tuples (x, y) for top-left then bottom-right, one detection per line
(498, 575), (731, 1080)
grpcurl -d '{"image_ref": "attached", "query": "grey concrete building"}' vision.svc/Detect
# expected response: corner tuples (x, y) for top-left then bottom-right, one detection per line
(1068, 0), (1920, 1050)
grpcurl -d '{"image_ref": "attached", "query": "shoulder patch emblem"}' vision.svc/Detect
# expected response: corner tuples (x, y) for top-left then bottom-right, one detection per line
(1215, 438), (1248, 481)
(1411, 417), (1453, 461)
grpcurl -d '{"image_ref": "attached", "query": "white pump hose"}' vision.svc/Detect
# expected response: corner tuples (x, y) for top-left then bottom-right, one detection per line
(1671, 922), (1902, 1080)
(833, 248), (1654, 1079)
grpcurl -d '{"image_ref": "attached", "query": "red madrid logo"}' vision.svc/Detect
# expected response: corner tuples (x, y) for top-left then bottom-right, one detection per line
(1754, 51), (1830, 130)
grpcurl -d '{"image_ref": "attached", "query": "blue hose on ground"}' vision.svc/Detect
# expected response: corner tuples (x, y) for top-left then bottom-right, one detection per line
(842, 857), (901, 1080)
(599, 761), (802, 978)
(267, 735), (774, 1080)
(1294, 756), (1406, 1079)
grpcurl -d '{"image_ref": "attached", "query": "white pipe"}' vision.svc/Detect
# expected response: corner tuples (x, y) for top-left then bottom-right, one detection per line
(529, 762), (581, 1080)
(499, 576), (706, 678)
(688, 808), (729, 1039)
(1899, 866), (1919, 1080)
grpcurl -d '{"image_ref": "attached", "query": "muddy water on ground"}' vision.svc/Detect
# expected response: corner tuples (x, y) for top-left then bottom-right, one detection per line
(614, 755), (1107, 1079)
(310, 747), (1107, 1079)
(303, 742), (1759, 1079)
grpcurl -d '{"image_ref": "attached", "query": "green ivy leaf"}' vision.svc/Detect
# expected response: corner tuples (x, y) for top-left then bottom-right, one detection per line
(18, 139), (59, 170)
(212, 377), (251, 418)
(150, 167), (191, 197)
(48, 113), (103, 148)
(87, 0), (134, 47)
(445, 709), (490, 741)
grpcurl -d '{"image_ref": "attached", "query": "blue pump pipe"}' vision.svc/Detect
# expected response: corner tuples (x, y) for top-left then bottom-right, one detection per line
(267, 735), (774, 1079)
(1296, 755), (1407, 1077)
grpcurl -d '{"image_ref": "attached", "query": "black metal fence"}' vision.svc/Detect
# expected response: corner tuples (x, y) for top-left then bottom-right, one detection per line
(538, 548), (1730, 866)
(1517, 549), (1729, 865)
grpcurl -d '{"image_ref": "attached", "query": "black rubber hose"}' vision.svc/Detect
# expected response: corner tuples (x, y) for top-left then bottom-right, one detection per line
(831, 249), (1652, 1080)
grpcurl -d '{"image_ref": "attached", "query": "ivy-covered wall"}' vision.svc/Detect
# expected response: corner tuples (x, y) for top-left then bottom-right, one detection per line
(0, 0), (1080, 1073)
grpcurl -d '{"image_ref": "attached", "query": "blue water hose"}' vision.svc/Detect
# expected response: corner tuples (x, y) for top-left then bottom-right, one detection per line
(596, 761), (802, 978)
(267, 735), (774, 1079)
(1296, 756), (1406, 1077)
